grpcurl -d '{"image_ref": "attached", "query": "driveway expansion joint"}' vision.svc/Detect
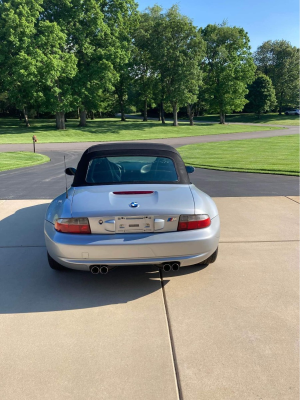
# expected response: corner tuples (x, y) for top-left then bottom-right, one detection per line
(159, 268), (182, 400)
(285, 196), (300, 204)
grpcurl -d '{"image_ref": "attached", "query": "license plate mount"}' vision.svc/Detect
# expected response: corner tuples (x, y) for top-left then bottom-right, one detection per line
(115, 216), (154, 233)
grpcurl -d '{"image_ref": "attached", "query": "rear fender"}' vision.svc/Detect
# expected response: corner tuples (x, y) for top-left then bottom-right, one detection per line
(45, 189), (74, 224)
(189, 185), (219, 219)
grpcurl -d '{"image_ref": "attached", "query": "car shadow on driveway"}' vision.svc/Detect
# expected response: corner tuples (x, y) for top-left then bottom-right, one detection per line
(0, 203), (205, 314)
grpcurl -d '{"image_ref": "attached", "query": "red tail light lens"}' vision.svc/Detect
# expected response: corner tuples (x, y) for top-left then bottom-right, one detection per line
(177, 215), (211, 231)
(55, 218), (91, 234)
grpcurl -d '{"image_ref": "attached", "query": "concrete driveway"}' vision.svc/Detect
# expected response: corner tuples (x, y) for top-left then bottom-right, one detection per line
(0, 196), (298, 400)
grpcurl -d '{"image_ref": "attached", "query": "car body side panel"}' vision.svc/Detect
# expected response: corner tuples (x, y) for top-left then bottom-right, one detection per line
(189, 185), (219, 219)
(45, 189), (74, 224)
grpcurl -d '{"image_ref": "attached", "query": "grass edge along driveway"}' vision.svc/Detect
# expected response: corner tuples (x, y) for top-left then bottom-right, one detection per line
(0, 118), (282, 144)
(178, 135), (299, 176)
(0, 152), (50, 172)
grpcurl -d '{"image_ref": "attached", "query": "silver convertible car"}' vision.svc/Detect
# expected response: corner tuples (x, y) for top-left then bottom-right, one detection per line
(44, 143), (220, 274)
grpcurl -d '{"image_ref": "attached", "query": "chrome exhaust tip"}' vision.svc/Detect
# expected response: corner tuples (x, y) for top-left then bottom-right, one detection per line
(162, 264), (171, 272)
(90, 266), (100, 275)
(100, 266), (109, 275)
(172, 262), (180, 271)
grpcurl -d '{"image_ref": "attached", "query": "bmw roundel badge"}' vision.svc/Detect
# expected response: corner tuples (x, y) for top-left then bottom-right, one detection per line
(130, 202), (139, 208)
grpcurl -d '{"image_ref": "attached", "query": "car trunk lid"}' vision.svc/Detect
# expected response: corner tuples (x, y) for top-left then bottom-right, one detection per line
(71, 184), (195, 234)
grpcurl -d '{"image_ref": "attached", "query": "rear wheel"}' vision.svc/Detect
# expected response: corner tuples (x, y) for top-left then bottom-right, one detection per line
(196, 247), (218, 266)
(47, 252), (66, 271)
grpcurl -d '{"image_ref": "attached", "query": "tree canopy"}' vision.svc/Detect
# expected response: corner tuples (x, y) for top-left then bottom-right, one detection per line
(247, 73), (277, 117)
(254, 40), (299, 114)
(201, 23), (256, 124)
(0, 2), (298, 128)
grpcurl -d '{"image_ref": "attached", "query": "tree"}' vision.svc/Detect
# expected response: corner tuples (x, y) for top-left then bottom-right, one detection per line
(0, 0), (44, 126)
(254, 40), (299, 114)
(114, 68), (132, 121)
(148, 6), (205, 126)
(106, 0), (138, 122)
(131, 11), (157, 122)
(75, 0), (137, 126)
(40, 0), (137, 128)
(201, 23), (256, 124)
(247, 74), (276, 117)
(35, 20), (77, 129)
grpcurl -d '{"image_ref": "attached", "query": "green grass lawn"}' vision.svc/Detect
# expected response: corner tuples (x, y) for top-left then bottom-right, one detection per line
(178, 135), (299, 176)
(193, 113), (299, 126)
(0, 118), (281, 144)
(0, 152), (50, 172)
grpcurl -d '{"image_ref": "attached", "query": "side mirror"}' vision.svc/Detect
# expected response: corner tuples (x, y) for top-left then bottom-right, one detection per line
(186, 166), (195, 174)
(65, 167), (76, 176)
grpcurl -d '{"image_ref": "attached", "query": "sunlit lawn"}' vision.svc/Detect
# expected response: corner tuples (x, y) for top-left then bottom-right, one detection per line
(0, 152), (50, 172)
(0, 118), (281, 144)
(178, 135), (299, 176)
(193, 113), (299, 126)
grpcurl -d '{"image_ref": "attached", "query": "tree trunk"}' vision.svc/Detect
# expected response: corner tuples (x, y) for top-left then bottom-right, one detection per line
(56, 112), (65, 129)
(160, 101), (165, 124)
(79, 109), (87, 127)
(90, 111), (95, 120)
(23, 107), (30, 127)
(278, 94), (283, 115)
(77, 107), (80, 119)
(219, 111), (225, 124)
(187, 105), (194, 126)
(173, 103), (178, 126)
(143, 99), (148, 121)
(158, 108), (161, 121)
(120, 102), (126, 121)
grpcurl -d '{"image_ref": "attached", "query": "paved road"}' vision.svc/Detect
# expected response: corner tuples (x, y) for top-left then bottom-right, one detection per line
(0, 125), (298, 153)
(0, 147), (298, 199)
(0, 127), (299, 199)
(0, 197), (298, 399)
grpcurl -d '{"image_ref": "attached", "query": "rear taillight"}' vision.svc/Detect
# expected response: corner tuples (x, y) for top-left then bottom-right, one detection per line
(177, 214), (211, 231)
(55, 218), (91, 234)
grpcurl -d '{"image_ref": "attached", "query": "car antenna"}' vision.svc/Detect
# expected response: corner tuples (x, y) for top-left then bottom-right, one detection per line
(64, 155), (68, 199)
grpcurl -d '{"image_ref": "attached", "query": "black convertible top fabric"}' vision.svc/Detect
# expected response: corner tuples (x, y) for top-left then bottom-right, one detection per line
(85, 142), (179, 154)
(72, 142), (190, 186)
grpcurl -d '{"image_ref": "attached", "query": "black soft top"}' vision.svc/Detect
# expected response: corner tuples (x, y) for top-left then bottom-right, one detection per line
(85, 142), (179, 154)
(72, 142), (190, 186)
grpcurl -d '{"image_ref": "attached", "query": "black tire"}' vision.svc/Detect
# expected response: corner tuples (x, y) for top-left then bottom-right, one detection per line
(47, 252), (66, 271)
(285, 112), (289, 115)
(197, 247), (218, 265)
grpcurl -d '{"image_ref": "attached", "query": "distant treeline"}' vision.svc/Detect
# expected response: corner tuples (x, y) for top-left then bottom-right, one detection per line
(0, 1), (299, 128)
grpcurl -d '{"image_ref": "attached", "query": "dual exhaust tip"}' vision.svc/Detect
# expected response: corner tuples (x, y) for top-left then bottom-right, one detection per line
(162, 262), (180, 272)
(90, 262), (180, 274)
(90, 265), (109, 275)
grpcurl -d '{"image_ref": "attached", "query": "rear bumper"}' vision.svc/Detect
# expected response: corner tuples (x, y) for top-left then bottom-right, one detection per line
(44, 215), (220, 270)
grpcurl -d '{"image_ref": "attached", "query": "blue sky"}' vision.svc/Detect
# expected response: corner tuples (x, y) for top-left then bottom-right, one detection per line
(137, 0), (299, 51)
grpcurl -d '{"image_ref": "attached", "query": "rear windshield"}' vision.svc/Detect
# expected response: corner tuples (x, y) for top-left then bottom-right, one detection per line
(86, 156), (178, 184)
